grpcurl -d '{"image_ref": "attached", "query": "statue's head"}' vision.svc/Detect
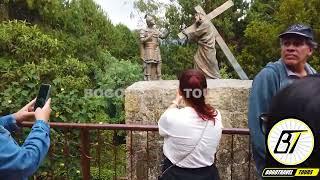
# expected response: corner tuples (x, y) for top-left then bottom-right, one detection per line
(194, 8), (205, 25)
(145, 14), (155, 27)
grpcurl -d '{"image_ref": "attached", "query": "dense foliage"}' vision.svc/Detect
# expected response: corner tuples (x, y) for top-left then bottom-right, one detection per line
(0, 0), (141, 178)
(0, 0), (142, 123)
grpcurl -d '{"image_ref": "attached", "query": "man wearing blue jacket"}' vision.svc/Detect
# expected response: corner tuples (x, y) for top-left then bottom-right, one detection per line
(248, 24), (318, 178)
(0, 98), (51, 180)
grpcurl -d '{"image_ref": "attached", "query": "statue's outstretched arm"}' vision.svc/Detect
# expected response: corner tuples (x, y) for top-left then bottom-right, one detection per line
(159, 29), (170, 39)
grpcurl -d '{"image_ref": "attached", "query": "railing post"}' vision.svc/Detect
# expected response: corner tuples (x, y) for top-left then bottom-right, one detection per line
(80, 129), (90, 180)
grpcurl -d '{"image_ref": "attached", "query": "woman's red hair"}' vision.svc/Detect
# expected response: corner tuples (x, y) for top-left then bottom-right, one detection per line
(179, 69), (217, 122)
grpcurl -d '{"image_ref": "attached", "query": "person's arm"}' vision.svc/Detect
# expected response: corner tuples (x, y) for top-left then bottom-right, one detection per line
(158, 91), (182, 136)
(0, 99), (37, 132)
(159, 29), (169, 39)
(248, 68), (278, 171)
(0, 99), (51, 178)
(158, 103), (179, 137)
(182, 20), (210, 43)
(0, 114), (20, 132)
(158, 109), (171, 137)
(181, 29), (191, 42)
(140, 30), (153, 42)
(0, 120), (50, 177)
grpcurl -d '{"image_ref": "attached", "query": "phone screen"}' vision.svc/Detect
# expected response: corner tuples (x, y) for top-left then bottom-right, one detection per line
(34, 84), (51, 110)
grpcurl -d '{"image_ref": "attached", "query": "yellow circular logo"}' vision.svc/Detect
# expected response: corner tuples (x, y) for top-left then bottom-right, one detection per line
(267, 118), (314, 165)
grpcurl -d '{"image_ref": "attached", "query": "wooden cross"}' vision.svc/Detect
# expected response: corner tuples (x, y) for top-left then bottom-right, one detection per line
(178, 0), (248, 80)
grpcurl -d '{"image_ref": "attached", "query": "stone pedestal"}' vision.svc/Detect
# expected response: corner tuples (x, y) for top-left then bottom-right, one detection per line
(125, 79), (257, 180)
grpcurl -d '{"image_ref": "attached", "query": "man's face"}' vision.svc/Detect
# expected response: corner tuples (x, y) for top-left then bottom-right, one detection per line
(146, 16), (155, 27)
(280, 35), (313, 67)
(194, 13), (204, 24)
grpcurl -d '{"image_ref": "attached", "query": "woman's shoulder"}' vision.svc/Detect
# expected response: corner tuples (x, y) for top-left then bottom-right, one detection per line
(159, 107), (181, 121)
(214, 109), (223, 124)
(215, 109), (221, 118)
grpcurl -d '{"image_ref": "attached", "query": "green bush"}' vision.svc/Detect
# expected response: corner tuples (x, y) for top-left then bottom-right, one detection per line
(0, 20), (62, 63)
(0, 1), (143, 179)
(0, 19), (141, 124)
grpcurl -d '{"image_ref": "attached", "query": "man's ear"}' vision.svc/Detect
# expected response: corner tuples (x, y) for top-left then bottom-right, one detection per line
(308, 47), (313, 56)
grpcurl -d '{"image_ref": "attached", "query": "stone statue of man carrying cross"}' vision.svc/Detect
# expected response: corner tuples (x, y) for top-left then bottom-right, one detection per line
(179, 0), (248, 80)
(181, 9), (220, 79)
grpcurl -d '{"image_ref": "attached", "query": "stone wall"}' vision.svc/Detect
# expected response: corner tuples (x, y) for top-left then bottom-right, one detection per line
(125, 79), (257, 180)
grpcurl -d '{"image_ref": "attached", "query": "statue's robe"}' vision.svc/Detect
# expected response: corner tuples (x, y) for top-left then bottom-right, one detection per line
(139, 27), (162, 80)
(187, 20), (221, 79)
(139, 28), (162, 63)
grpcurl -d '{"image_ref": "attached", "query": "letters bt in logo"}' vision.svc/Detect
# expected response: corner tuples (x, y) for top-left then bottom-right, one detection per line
(267, 118), (314, 166)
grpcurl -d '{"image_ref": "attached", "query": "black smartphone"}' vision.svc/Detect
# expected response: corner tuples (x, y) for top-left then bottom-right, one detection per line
(34, 84), (51, 110)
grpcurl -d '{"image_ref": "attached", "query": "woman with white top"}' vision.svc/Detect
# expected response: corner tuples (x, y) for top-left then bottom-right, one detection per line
(158, 69), (222, 180)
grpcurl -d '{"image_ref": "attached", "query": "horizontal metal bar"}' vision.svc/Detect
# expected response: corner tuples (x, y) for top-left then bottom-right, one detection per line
(223, 128), (250, 135)
(21, 122), (159, 131)
(21, 122), (249, 134)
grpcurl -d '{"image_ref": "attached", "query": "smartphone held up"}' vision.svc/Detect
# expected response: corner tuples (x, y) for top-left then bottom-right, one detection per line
(34, 84), (51, 111)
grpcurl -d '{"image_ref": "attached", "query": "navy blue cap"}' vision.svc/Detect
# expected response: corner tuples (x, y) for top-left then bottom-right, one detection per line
(279, 24), (318, 48)
(279, 24), (314, 40)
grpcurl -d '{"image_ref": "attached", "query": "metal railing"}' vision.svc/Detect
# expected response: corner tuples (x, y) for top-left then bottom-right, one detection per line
(20, 122), (252, 180)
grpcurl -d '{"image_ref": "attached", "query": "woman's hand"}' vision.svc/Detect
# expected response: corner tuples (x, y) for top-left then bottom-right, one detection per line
(174, 90), (183, 104)
(14, 99), (36, 124)
(170, 90), (183, 108)
(35, 98), (52, 123)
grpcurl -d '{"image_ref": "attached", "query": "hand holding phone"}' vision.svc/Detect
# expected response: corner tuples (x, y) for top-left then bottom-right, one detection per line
(13, 99), (36, 124)
(34, 84), (52, 122)
(35, 98), (51, 122)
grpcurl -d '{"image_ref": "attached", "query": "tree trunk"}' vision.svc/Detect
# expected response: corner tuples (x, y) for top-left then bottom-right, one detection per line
(0, 3), (9, 22)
